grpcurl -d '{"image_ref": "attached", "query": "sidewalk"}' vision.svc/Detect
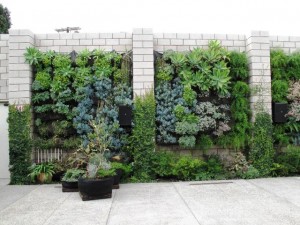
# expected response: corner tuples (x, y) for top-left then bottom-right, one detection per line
(0, 177), (299, 225)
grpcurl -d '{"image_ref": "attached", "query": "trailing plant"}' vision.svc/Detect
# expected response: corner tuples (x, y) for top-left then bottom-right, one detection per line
(8, 105), (32, 184)
(249, 112), (274, 176)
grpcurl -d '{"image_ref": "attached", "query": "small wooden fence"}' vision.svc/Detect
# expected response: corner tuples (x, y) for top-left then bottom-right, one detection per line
(33, 148), (73, 163)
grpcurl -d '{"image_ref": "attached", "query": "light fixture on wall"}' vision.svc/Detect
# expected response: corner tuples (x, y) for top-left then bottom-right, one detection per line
(55, 27), (81, 33)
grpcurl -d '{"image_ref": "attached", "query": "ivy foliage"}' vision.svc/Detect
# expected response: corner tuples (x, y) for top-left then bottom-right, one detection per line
(129, 91), (156, 181)
(155, 41), (250, 150)
(25, 48), (132, 151)
(270, 49), (300, 146)
(8, 105), (32, 184)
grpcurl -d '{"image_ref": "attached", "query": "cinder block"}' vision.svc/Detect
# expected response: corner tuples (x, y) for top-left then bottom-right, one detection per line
(113, 45), (127, 52)
(19, 84), (30, 91)
(73, 46), (87, 52)
(1, 86), (8, 93)
(0, 46), (9, 54)
(184, 40), (196, 45)
(35, 34), (47, 40)
(59, 33), (73, 40)
(100, 33), (113, 38)
(9, 85), (18, 92)
(133, 62), (153, 69)
(190, 33), (202, 39)
(86, 33), (99, 39)
(8, 56), (19, 64)
(143, 28), (153, 35)
(249, 75), (271, 83)
(143, 55), (154, 62)
(133, 35), (153, 41)
(54, 40), (67, 46)
(0, 93), (7, 100)
(269, 36), (278, 42)
(0, 80), (7, 86)
(143, 41), (153, 48)
(126, 33), (132, 38)
(248, 36), (269, 44)
(157, 39), (170, 45)
(176, 33), (189, 39)
(277, 36), (289, 42)
(177, 46), (190, 52)
(133, 48), (153, 55)
(171, 39), (183, 45)
(284, 42), (295, 48)
(40, 40), (53, 46)
(99, 45), (113, 51)
(80, 40), (93, 45)
(143, 68), (154, 75)
(120, 39), (132, 45)
(9, 30), (19, 35)
(215, 34), (227, 40)
(47, 33), (59, 40)
(133, 82), (144, 89)
(9, 77), (30, 85)
(133, 41), (143, 48)
(0, 53), (6, 60)
(47, 46), (60, 52)
(133, 55), (144, 62)
(153, 33), (163, 39)
(133, 68), (143, 75)
(203, 34), (215, 39)
(296, 42), (300, 48)
(9, 91), (31, 98)
(249, 49), (270, 57)
(67, 40), (80, 46)
(59, 46), (74, 53)
(0, 34), (9, 41)
(93, 39), (106, 45)
(0, 67), (7, 73)
(233, 40), (245, 47)
(133, 75), (154, 82)
(9, 49), (27, 57)
(271, 41), (284, 48)
(113, 33), (126, 39)
(221, 40), (234, 46)
(133, 28), (143, 34)
(1, 60), (8, 67)
(9, 36), (34, 44)
(153, 46), (163, 52)
(19, 43), (33, 50)
(106, 39), (119, 45)
(73, 33), (87, 39)
(8, 43), (18, 50)
(227, 46), (240, 52)
(196, 40), (208, 45)
(289, 36), (300, 42)
(0, 40), (7, 47)
(162, 33), (175, 39)
(164, 46), (176, 51)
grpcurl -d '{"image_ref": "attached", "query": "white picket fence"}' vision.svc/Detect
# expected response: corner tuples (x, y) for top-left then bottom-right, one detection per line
(34, 148), (66, 163)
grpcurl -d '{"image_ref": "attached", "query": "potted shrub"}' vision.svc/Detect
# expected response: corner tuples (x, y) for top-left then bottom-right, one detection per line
(61, 168), (85, 192)
(28, 162), (55, 184)
(78, 154), (116, 201)
(111, 162), (130, 189)
(75, 118), (118, 201)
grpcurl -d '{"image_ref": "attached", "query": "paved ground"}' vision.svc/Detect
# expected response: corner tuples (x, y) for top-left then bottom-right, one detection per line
(0, 177), (299, 225)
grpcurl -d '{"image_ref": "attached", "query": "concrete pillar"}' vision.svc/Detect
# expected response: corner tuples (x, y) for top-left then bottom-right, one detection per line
(246, 31), (272, 120)
(8, 29), (35, 105)
(132, 28), (154, 96)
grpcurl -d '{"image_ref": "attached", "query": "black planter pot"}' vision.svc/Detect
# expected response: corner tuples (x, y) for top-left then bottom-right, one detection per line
(113, 169), (123, 189)
(78, 177), (113, 201)
(62, 181), (78, 192)
(53, 171), (65, 182)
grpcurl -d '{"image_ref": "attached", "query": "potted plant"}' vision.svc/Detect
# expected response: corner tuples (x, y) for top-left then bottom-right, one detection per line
(76, 117), (118, 201)
(78, 154), (116, 201)
(61, 168), (85, 192)
(111, 162), (128, 189)
(28, 162), (55, 184)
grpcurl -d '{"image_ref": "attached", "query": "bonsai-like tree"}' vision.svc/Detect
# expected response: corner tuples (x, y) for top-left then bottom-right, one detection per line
(0, 4), (11, 34)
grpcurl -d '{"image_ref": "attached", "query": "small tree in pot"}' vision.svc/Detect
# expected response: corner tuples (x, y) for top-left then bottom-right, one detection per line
(77, 118), (117, 201)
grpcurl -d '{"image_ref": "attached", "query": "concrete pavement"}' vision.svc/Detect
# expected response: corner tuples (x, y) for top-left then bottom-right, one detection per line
(0, 177), (299, 225)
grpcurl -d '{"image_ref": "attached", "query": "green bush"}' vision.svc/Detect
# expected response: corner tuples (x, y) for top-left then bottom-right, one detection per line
(249, 112), (274, 176)
(276, 145), (300, 174)
(8, 105), (32, 184)
(271, 80), (289, 103)
(172, 156), (207, 180)
(228, 52), (249, 81)
(152, 151), (178, 178)
(129, 91), (156, 181)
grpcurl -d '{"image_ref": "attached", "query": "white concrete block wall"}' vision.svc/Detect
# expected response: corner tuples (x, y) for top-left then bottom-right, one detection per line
(246, 31), (272, 119)
(132, 28), (154, 96)
(0, 34), (9, 101)
(270, 35), (300, 53)
(154, 33), (246, 52)
(35, 32), (132, 53)
(8, 30), (34, 105)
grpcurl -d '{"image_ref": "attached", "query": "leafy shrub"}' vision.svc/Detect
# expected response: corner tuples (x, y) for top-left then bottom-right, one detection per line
(173, 156), (207, 180)
(276, 145), (300, 174)
(130, 91), (156, 181)
(152, 151), (178, 178)
(197, 135), (213, 151)
(228, 52), (249, 81)
(241, 165), (260, 179)
(8, 105), (32, 184)
(249, 112), (274, 176)
(271, 80), (289, 103)
(178, 135), (196, 148)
